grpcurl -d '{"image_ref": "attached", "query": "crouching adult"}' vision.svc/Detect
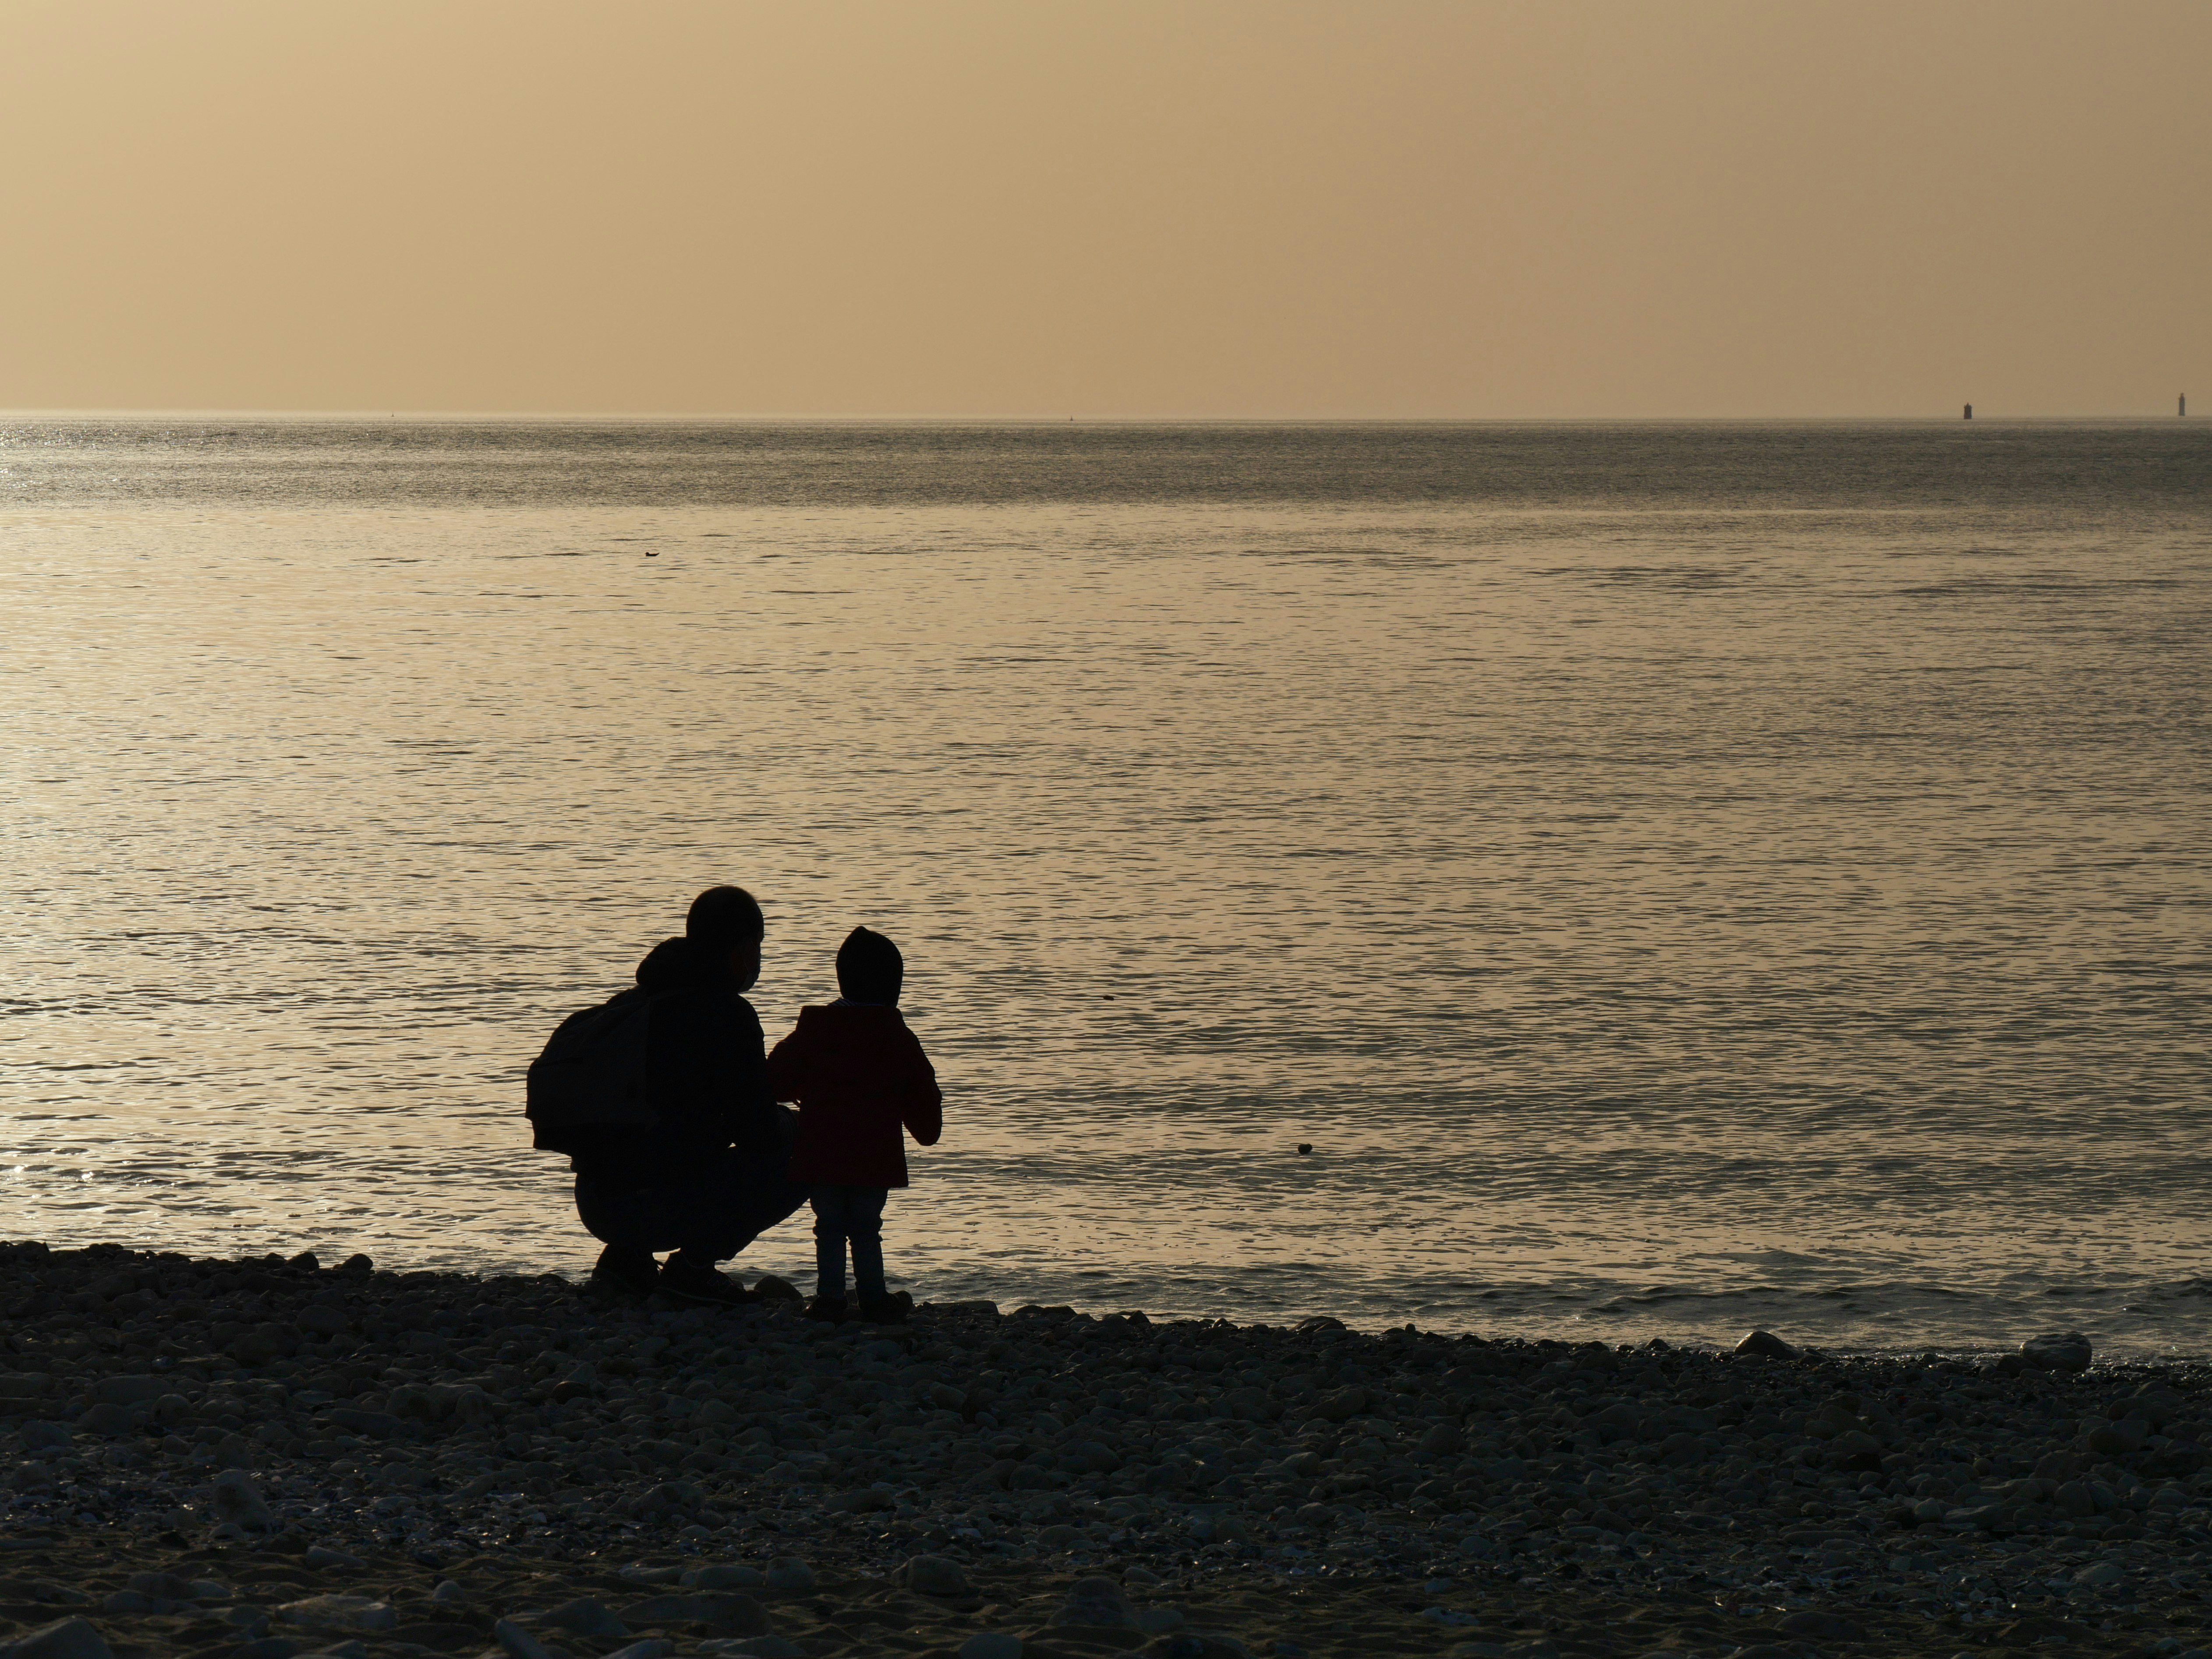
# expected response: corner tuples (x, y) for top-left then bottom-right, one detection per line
(563, 885), (804, 1303)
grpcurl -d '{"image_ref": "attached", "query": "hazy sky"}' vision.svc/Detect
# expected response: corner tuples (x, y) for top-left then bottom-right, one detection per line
(5, 1), (2206, 417)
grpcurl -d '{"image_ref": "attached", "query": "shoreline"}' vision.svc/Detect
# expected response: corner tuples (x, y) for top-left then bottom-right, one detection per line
(1, 1242), (2208, 1659)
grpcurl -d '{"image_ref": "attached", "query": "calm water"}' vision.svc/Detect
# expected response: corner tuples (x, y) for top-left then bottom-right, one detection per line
(2, 419), (2207, 1356)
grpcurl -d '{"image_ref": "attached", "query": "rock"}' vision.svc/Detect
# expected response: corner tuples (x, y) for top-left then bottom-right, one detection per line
(1779, 1610), (1865, 1640)
(1734, 1330), (1798, 1360)
(2075, 1559), (2124, 1588)
(762, 1558), (816, 1593)
(0, 1374), (51, 1400)
(1827, 1428), (1884, 1470)
(1312, 1386), (1368, 1422)
(493, 1620), (555, 1659)
(124, 1573), (196, 1601)
(21, 1420), (71, 1450)
(431, 1582), (468, 1606)
(211, 1433), (255, 1470)
(683, 1565), (766, 1590)
(90, 1375), (164, 1406)
(0, 1618), (113, 1659)
(1189, 1512), (1250, 1544)
(543, 1598), (628, 1637)
(2023, 1331), (2092, 1373)
(617, 1595), (768, 1634)
(304, 1546), (367, 1570)
(276, 1595), (398, 1632)
(74, 1402), (135, 1437)
(2056, 1481), (2098, 1518)
(1145, 1636), (1254, 1659)
(212, 1470), (278, 1531)
(750, 1275), (804, 1302)
(602, 1644), (674, 1659)
(959, 1638), (1023, 1659)
(1053, 1576), (1138, 1629)
(1138, 1608), (1188, 1633)
(322, 1407), (403, 1439)
(903, 1555), (971, 1596)
(228, 1324), (297, 1366)
(1417, 1423), (1465, 1458)
(2085, 1418), (2149, 1457)
(1582, 1401), (1642, 1443)
(703, 1641), (805, 1659)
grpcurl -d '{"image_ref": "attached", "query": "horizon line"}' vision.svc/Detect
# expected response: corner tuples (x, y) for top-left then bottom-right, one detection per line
(0, 407), (2197, 424)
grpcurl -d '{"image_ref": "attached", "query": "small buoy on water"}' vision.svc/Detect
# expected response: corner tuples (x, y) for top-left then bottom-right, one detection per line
(1297, 1143), (1313, 1155)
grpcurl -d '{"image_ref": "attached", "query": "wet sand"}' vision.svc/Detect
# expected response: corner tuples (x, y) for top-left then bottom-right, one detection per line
(2, 1241), (2209, 1659)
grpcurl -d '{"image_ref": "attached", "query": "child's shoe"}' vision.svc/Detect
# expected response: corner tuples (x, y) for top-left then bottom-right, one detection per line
(858, 1293), (909, 1326)
(805, 1295), (849, 1323)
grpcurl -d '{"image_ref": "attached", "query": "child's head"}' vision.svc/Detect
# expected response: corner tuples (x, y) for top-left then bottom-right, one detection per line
(836, 925), (904, 1005)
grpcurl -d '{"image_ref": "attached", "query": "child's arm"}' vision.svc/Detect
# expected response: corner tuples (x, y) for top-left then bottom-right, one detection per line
(900, 1033), (943, 1147)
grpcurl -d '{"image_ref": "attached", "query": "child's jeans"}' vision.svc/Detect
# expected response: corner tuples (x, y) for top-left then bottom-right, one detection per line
(809, 1185), (889, 1302)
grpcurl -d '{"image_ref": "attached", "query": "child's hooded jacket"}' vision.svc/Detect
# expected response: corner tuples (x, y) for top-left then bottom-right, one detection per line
(766, 1004), (941, 1186)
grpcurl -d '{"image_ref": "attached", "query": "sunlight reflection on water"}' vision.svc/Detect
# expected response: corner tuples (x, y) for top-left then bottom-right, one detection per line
(1, 421), (2206, 1355)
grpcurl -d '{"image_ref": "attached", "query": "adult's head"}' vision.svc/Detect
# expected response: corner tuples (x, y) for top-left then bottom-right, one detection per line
(836, 925), (904, 1005)
(687, 885), (764, 991)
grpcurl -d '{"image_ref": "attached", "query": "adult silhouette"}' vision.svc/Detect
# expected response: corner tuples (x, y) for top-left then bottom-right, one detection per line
(560, 885), (804, 1302)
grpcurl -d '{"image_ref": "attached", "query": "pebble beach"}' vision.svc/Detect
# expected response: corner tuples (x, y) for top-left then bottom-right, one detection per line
(2, 1242), (2209, 1659)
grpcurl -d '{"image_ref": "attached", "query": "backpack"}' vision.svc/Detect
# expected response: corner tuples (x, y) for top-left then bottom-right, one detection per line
(525, 987), (661, 1153)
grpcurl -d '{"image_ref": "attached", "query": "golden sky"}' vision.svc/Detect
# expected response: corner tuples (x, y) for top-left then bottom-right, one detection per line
(4, 0), (2206, 417)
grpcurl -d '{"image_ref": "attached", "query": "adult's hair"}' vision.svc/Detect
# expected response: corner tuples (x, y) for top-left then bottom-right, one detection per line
(686, 885), (764, 948)
(836, 926), (904, 1004)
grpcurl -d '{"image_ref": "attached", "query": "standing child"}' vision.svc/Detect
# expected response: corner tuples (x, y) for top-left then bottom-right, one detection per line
(766, 926), (942, 1324)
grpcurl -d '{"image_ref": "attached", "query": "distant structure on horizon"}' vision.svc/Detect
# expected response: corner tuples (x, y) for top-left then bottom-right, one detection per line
(1964, 403), (1973, 420)
(2184, 394), (2189, 417)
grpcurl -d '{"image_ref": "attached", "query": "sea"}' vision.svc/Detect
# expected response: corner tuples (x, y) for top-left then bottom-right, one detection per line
(2, 418), (2206, 1358)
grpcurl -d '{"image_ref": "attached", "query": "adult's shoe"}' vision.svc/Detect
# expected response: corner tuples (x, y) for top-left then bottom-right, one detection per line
(805, 1295), (849, 1324)
(590, 1245), (659, 1298)
(857, 1294), (909, 1326)
(659, 1252), (759, 1308)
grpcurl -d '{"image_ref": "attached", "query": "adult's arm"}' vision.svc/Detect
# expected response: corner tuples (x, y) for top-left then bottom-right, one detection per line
(651, 989), (781, 1156)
